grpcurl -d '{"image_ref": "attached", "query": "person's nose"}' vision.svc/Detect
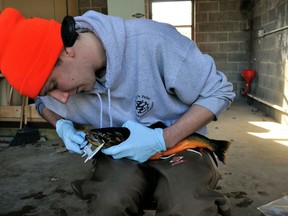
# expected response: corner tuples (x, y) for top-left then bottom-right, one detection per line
(48, 90), (70, 104)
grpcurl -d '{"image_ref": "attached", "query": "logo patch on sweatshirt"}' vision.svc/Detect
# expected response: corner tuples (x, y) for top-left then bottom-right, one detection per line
(135, 95), (154, 117)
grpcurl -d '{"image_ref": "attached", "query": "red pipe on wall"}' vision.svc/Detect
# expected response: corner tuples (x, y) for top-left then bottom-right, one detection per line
(241, 69), (256, 95)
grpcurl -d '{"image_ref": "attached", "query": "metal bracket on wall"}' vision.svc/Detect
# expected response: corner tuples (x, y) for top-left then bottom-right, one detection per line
(257, 26), (288, 38)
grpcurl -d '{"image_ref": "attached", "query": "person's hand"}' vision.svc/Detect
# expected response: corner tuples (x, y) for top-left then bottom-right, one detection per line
(56, 119), (85, 154)
(102, 120), (166, 162)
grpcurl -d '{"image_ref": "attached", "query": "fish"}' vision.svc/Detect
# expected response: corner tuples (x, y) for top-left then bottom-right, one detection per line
(150, 133), (231, 164)
(85, 127), (130, 148)
(86, 127), (231, 164)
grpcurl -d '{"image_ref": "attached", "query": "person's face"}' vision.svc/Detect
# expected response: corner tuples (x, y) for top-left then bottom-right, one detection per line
(39, 33), (106, 104)
(39, 55), (96, 103)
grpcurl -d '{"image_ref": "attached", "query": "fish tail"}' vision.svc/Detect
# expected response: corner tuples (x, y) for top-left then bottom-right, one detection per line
(210, 139), (231, 164)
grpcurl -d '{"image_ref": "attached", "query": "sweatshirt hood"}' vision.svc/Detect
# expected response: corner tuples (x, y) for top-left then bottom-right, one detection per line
(74, 11), (126, 90)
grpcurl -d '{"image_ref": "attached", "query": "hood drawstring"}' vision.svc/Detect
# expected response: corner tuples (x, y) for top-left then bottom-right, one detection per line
(107, 89), (113, 127)
(96, 93), (103, 128)
(96, 89), (113, 128)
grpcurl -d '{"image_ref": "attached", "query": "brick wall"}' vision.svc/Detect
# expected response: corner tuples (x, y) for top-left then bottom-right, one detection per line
(195, 0), (251, 100)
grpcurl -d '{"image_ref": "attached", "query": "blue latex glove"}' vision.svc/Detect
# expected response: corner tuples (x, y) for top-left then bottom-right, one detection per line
(56, 119), (85, 154)
(102, 120), (167, 163)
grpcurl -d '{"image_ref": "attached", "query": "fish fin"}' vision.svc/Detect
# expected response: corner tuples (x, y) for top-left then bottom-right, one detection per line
(210, 139), (231, 164)
(187, 133), (231, 164)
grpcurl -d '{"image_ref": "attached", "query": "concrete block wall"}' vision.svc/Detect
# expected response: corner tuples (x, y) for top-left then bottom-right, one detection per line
(251, 0), (288, 125)
(195, 0), (252, 100)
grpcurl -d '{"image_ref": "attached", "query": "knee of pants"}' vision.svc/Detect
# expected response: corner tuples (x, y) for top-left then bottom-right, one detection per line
(87, 189), (142, 216)
(100, 188), (141, 204)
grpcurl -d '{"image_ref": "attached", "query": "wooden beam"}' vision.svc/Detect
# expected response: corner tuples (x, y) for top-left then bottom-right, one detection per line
(0, 105), (46, 123)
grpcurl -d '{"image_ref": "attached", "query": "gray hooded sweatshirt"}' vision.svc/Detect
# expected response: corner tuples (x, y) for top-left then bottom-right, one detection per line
(37, 10), (235, 134)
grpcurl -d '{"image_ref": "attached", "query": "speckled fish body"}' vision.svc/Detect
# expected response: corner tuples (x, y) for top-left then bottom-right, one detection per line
(86, 127), (230, 163)
(86, 127), (130, 148)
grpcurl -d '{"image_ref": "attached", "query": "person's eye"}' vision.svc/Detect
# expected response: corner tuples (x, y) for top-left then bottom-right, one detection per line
(49, 82), (57, 91)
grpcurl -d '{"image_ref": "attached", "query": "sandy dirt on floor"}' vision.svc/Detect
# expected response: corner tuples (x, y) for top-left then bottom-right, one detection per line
(0, 101), (288, 216)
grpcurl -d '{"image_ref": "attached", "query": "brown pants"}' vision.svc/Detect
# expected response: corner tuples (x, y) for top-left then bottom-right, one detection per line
(76, 150), (231, 216)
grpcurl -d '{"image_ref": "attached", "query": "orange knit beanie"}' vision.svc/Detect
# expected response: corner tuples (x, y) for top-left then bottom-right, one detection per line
(0, 8), (63, 98)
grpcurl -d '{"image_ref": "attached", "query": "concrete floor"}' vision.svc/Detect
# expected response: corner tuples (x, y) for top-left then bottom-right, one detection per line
(0, 101), (288, 216)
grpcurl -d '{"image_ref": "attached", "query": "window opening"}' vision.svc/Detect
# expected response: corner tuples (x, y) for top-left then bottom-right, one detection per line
(150, 0), (194, 40)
